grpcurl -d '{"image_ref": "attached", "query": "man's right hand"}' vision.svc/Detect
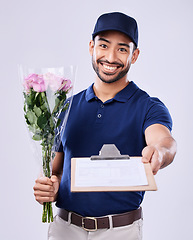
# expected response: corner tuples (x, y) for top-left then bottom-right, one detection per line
(33, 175), (60, 205)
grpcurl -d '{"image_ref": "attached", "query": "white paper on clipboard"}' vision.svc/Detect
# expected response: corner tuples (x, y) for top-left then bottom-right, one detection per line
(75, 157), (148, 187)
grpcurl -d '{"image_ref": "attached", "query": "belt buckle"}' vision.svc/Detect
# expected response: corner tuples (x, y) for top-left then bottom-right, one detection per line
(82, 217), (98, 231)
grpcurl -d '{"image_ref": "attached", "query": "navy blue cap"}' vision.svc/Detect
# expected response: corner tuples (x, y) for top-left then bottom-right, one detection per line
(92, 12), (138, 47)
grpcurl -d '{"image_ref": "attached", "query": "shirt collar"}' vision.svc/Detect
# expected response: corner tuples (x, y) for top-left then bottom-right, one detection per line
(85, 81), (139, 103)
(85, 83), (96, 102)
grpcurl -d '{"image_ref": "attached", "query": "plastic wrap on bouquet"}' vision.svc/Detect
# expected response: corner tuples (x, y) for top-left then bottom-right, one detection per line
(19, 65), (76, 223)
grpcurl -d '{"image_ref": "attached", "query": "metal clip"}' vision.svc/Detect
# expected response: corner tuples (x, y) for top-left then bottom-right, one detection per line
(82, 217), (98, 231)
(91, 144), (130, 160)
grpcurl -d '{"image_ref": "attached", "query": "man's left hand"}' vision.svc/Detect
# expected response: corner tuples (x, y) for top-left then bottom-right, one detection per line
(142, 145), (163, 175)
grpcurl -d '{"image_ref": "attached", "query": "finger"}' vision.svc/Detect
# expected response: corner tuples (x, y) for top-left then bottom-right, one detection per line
(50, 175), (60, 194)
(141, 146), (154, 163)
(153, 170), (158, 175)
(150, 151), (161, 175)
(33, 183), (54, 192)
(35, 195), (55, 204)
(34, 188), (56, 203)
(35, 177), (53, 186)
(151, 162), (159, 175)
(34, 190), (55, 198)
(50, 175), (59, 183)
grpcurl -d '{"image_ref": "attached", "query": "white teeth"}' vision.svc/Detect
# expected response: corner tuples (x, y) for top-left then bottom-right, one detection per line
(103, 64), (117, 71)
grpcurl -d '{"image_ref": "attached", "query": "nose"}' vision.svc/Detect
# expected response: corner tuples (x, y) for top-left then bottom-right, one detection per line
(105, 49), (117, 63)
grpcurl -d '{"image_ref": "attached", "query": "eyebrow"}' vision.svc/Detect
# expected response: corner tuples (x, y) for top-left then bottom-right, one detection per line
(98, 37), (130, 48)
(98, 37), (110, 43)
(118, 43), (130, 48)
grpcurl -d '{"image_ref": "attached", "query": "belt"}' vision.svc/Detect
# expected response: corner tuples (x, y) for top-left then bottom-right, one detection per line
(58, 208), (142, 231)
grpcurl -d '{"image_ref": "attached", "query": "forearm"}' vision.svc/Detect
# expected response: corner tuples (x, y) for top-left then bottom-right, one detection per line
(52, 152), (64, 183)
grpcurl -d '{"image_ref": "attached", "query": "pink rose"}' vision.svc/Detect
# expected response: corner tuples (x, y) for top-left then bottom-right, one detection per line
(44, 73), (72, 92)
(24, 73), (47, 93)
(23, 73), (35, 92)
(59, 79), (72, 92)
(44, 73), (63, 92)
(24, 72), (72, 93)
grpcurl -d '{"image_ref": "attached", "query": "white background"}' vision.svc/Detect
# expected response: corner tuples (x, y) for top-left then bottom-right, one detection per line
(0, 0), (193, 239)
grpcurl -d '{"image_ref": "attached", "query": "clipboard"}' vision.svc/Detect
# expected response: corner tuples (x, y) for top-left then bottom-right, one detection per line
(71, 144), (157, 192)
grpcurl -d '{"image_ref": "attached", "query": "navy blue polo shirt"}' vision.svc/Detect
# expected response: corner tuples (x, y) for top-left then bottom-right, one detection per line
(56, 81), (172, 217)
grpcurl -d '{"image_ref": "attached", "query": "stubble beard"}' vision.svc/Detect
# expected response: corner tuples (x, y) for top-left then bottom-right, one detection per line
(92, 58), (131, 84)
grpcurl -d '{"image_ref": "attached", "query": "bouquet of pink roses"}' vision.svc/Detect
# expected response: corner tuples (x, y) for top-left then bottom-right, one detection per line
(20, 66), (75, 222)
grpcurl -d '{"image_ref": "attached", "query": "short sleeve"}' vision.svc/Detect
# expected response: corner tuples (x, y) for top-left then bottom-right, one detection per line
(55, 141), (64, 152)
(143, 97), (173, 133)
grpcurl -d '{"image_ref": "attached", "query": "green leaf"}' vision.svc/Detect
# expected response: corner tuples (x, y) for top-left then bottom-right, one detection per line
(56, 118), (61, 128)
(32, 134), (42, 141)
(52, 98), (61, 115)
(40, 102), (49, 111)
(28, 124), (41, 135)
(26, 90), (36, 109)
(63, 102), (70, 111)
(24, 104), (26, 113)
(25, 114), (30, 125)
(35, 92), (45, 107)
(33, 105), (42, 117)
(49, 117), (55, 129)
(52, 92), (67, 115)
(55, 97), (60, 107)
(37, 114), (48, 129)
(26, 110), (37, 125)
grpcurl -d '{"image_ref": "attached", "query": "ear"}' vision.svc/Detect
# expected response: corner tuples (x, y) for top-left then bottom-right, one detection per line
(131, 48), (140, 64)
(89, 40), (94, 56)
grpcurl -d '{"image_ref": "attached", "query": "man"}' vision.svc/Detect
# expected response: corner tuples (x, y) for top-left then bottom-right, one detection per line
(34, 12), (177, 240)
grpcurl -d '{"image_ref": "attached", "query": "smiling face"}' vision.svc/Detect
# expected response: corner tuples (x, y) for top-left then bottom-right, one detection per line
(89, 30), (139, 84)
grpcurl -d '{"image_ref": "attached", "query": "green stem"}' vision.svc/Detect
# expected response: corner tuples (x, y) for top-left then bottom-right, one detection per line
(42, 145), (53, 223)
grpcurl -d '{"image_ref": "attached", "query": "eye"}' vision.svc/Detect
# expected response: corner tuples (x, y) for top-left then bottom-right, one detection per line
(119, 47), (128, 53)
(100, 44), (107, 49)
